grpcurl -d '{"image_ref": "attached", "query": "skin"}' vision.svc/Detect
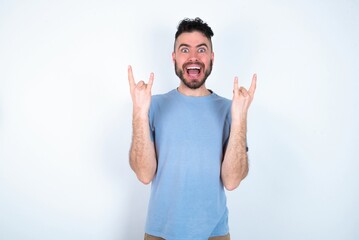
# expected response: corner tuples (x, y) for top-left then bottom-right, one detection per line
(128, 31), (257, 190)
(172, 31), (214, 96)
(128, 66), (156, 184)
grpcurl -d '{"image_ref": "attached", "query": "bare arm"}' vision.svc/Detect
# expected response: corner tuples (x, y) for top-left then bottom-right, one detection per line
(221, 74), (257, 191)
(128, 66), (157, 184)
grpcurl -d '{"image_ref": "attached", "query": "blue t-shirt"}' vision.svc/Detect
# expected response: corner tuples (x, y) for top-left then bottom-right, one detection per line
(145, 89), (232, 240)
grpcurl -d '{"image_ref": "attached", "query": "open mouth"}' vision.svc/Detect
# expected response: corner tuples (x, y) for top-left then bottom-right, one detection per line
(185, 65), (202, 78)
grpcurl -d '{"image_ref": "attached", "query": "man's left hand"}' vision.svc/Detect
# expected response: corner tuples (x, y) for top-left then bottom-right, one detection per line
(231, 74), (257, 122)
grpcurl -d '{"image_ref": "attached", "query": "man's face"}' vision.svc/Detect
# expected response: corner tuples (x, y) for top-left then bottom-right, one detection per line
(172, 31), (214, 89)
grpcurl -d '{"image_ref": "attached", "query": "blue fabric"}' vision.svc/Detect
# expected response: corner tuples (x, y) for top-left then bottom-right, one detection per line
(145, 89), (231, 240)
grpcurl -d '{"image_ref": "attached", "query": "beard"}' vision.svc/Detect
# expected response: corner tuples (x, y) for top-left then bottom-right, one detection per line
(174, 60), (213, 89)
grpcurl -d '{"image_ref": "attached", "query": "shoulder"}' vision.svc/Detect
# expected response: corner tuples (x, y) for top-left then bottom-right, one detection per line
(150, 89), (178, 112)
(210, 92), (232, 124)
(152, 89), (177, 101)
(211, 92), (231, 107)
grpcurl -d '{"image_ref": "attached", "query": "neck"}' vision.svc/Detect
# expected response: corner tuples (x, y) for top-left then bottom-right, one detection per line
(177, 84), (211, 97)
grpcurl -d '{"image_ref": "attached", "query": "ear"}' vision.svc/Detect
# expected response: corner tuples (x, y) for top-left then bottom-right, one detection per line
(172, 52), (176, 63)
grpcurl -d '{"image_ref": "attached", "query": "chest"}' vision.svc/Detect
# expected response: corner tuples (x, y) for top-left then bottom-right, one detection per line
(152, 100), (230, 146)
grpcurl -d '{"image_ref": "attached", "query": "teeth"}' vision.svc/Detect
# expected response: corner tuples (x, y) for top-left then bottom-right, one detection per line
(187, 66), (200, 70)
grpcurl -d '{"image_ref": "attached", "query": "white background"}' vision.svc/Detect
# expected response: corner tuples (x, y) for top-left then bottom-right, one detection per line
(1, 0), (358, 239)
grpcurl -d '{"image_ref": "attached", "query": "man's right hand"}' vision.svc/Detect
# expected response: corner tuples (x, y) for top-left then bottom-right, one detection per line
(128, 65), (154, 117)
(128, 65), (157, 184)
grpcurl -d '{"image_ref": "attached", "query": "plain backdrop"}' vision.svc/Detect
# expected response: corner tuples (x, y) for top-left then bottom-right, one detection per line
(1, 0), (358, 239)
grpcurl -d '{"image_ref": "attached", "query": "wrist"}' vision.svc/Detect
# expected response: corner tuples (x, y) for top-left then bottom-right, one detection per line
(132, 108), (149, 120)
(230, 118), (247, 133)
(231, 115), (247, 126)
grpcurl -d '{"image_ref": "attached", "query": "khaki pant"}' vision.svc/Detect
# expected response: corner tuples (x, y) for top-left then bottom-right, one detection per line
(144, 233), (230, 240)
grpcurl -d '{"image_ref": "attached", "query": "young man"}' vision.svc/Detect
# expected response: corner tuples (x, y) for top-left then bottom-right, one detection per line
(128, 17), (256, 240)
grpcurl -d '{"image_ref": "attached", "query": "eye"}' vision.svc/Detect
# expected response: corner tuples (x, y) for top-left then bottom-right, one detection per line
(181, 48), (189, 53)
(198, 47), (206, 53)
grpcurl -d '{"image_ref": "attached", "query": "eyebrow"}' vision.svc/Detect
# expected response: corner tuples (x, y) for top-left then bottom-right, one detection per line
(177, 43), (209, 50)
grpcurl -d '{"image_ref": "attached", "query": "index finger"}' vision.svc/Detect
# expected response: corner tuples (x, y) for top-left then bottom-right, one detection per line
(128, 65), (136, 90)
(147, 72), (154, 91)
(248, 73), (257, 96)
(233, 76), (239, 92)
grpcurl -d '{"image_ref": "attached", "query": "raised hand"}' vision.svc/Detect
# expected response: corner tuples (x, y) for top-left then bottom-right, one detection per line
(128, 65), (154, 116)
(231, 74), (257, 122)
(128, 65), (157, 184)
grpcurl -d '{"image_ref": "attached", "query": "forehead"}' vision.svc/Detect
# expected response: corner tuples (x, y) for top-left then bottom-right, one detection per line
(175, 31), (212, 49)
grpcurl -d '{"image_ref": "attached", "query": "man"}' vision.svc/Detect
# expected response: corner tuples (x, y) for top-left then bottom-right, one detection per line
(128, 17), (256, 240)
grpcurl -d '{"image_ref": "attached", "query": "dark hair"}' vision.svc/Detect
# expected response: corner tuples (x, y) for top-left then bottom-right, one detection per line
(175, 17), (214, 42)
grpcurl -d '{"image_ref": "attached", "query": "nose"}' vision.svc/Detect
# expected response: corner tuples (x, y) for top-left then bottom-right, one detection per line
(188, 51), (199, 61)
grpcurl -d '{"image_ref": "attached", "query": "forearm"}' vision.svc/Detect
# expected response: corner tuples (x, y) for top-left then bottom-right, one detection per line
(221, 119), (249, 191)
(129, 112), (157, 184)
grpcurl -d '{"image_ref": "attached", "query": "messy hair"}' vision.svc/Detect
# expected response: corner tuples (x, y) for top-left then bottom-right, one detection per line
(174, 17), (214, 49)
